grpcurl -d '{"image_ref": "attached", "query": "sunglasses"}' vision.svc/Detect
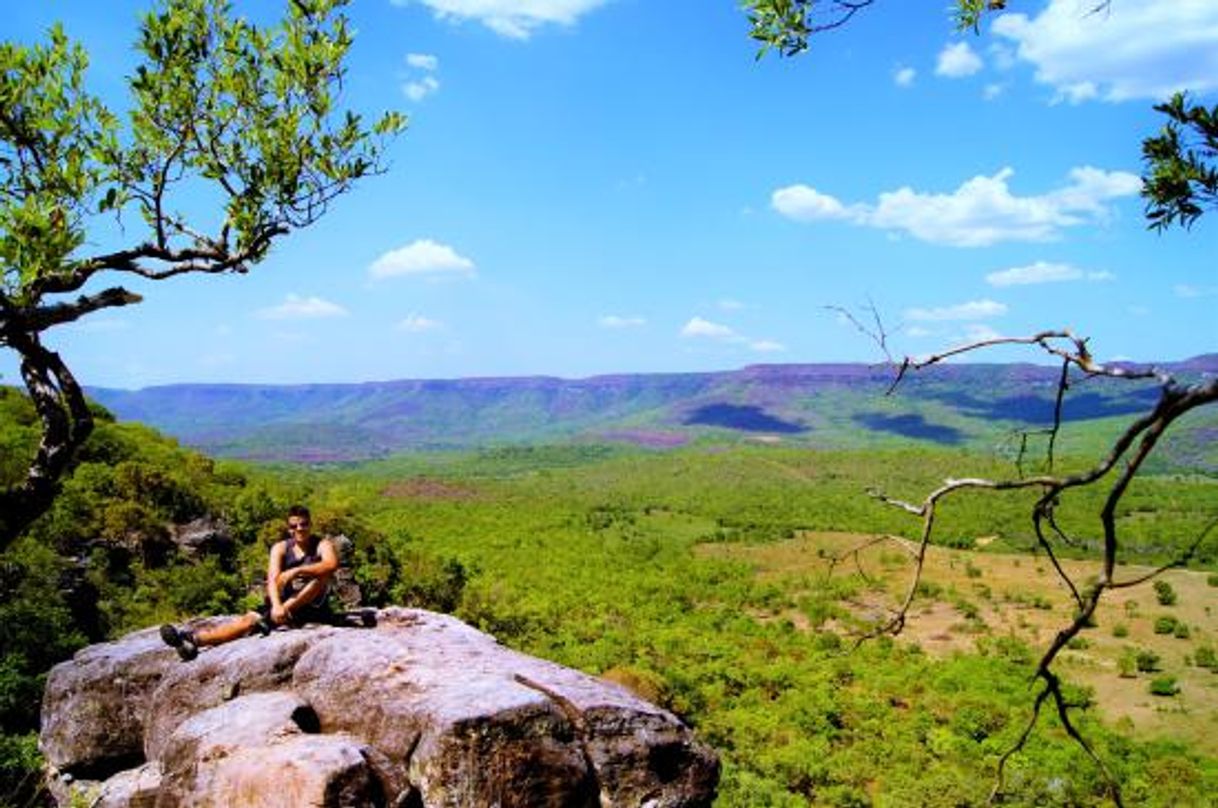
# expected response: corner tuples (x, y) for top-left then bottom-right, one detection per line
(288, 522), (310, 531)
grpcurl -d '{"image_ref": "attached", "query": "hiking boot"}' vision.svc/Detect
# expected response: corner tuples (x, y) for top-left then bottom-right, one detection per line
(359, 608), (378, 628)
(160, 624), (199, 661)
(254, 615), (273, 637)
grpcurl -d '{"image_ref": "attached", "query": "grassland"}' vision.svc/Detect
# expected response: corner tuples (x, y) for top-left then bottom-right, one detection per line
(701, 531), (1218, 757)
(298, 443), (1218, 806)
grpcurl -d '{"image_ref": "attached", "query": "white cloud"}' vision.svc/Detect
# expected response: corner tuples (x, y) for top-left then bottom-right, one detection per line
(904, 326), (934, 338)
(257, 294), (348, 320)
(615, 173), (647, 191)
(983, 82), (1006, 100)
(985, 260), (1116, 286)
(988, 42), (1018, 71)
(905, 299), (1007, 322)
(394, 0), (611, 39)
(992, 0), (1218, 102)
(402, 53), (441, 101)
(894, 66), (916, 87)
(988, 261), (1084, 287)
(936, 41), (983, 77)
(598, 315), (645, 329)
(1174, 284), (1218, 299)
(399, 313), (443, 332)
(717, 298), (746, 311)
(406, 53), (438, 71)
(369, 239), (476, 280)
(770, 185), (859, 222)
(772, 166), (1140, 246)
(680, 316), (782, 353)
(681, 317), (737, 339)
(404, 75), (440, 102)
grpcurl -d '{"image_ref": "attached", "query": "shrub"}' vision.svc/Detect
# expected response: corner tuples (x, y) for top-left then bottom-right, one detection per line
(1173, 622), (1191, 640)
(1207, 573), (1218, 587)
(0, 732), (43, 808)
(1154, 615), (1179, 635)
(965, 561), (983, 579)
(1136, 649), (1162, 673)
(1066, 636), (1091, 650)
(1154, 579), (1178, 606)
(1117, 651), (1138, 678)
(1193, 646), (1217, 669)
(1112, 623), (1129, 638)
(1148, 676), (1180, 697)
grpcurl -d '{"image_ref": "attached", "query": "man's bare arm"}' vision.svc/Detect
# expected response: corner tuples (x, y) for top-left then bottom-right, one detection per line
(277, 538), (339, 587)
(266, 541), (287, 611)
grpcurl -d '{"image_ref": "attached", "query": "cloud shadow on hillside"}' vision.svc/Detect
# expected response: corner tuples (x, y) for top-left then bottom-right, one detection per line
(853, 412), (963, 445)
(684, 404), (807, 434)
(921, 388), (1159, 425)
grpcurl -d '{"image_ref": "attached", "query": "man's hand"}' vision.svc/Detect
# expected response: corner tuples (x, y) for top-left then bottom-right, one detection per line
(270, 603), (291, 625)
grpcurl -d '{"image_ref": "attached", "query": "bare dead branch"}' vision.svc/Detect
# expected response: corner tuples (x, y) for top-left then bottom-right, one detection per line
(840, 323), (1218, 803)
(1110, 518), (1218, 589)
(1045, 358), (1070, 469)
(1032, 501), (1084, 609)
(825, 298), (895, 364)
(990, 681), (1052, 803)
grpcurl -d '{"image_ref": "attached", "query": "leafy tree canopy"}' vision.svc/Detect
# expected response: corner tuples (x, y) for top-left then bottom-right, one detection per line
(0, 0), (405, 547)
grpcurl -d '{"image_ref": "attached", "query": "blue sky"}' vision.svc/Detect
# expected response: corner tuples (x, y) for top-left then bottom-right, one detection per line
(4, 0), (1217, 387)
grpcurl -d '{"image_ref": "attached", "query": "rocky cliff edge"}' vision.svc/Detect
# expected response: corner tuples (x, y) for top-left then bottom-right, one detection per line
(39, 608), (719, 807)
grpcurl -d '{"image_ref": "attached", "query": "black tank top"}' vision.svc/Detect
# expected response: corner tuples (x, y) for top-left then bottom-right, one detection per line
(281, 536), (329, 599)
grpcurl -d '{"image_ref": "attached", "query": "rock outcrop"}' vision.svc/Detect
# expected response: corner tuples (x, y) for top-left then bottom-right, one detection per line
(40, 608), (718, 807)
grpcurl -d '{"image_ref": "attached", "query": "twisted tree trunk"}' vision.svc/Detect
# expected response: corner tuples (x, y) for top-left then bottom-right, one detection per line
(0, 327), (94, 550)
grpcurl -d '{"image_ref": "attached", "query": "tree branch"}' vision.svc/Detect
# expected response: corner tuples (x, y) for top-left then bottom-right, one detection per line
(19, 287), (143, 332)
(843, 326), (1218, 802)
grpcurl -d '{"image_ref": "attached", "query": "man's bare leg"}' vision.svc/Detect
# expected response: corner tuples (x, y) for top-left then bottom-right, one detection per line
(161, 612), (259, 661)
(194, 612), (261, 646)
(283, 575), (332, 620)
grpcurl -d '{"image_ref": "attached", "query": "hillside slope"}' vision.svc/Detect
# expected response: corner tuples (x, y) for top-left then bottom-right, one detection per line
(83, 357), (1218, 465)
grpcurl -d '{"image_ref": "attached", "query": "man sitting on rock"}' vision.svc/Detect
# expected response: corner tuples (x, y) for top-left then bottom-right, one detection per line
(160, 505), (339, 661)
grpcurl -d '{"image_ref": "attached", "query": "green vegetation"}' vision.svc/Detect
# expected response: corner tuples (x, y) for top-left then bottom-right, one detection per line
(1135, 650), (1163, 674)
(3, 398), (1218, 804)
(1154, 580), (1179, 606)
(0, 397), (460, 803)
(1154, 616), (1180, 635)
(1148, 677), (1180, 697)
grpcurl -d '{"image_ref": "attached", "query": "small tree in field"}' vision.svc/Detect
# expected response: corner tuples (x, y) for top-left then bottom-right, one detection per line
(0, 0), (405, 548)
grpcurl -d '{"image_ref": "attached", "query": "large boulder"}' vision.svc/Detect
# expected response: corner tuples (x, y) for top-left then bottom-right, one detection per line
(41, 608), (718, 807)
(168, 517), (234, 559)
